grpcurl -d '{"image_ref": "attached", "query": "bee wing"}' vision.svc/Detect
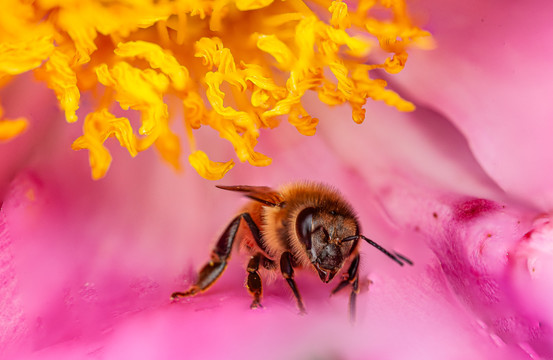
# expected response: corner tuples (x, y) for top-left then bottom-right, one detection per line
(216, 185), (284, 207)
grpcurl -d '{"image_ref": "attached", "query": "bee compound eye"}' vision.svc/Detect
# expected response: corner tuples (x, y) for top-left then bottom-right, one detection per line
(296, 207), (316, 250)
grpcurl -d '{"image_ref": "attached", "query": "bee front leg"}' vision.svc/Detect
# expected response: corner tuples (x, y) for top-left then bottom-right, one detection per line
(330, 254), (360, 323)
(280, 251), (306, 314)
(246, 254), (263, 309)
(171, 214), (244, 300)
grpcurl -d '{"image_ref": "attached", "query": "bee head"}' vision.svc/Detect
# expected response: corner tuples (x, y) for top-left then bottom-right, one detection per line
(295, 207), (358, 283)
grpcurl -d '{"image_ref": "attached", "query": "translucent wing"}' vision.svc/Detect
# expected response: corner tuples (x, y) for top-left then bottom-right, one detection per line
(216, 185), (284, 207)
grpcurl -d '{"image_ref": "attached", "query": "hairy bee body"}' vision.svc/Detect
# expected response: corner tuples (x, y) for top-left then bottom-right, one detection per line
(172, 182), (408, 320)
(264, 183), (358, 264)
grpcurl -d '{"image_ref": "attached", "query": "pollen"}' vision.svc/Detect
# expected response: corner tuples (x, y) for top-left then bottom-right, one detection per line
(0, 104), (28, 142)
(1, 0), (430, 180)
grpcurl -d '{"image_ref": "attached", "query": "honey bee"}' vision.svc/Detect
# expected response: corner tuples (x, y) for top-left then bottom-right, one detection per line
(171, 182), (411, 320)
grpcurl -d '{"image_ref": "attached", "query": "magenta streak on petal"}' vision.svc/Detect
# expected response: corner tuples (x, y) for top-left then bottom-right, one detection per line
(453, 199), (501, 222)
(410, 193), (553, 358)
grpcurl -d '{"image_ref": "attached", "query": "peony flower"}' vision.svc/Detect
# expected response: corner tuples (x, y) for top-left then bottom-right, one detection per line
(1, 0), (552, 359)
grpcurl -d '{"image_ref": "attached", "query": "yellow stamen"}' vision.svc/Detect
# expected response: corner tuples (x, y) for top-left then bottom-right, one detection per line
(0, 104), (28, 142)
(189, 150), (234, 180)
(35, 50), (80, 123)
(72, 109), (137, 180)
(1, 0), (430, 179)
(115, 41), (190, 91)
(0, 36), (54, 79)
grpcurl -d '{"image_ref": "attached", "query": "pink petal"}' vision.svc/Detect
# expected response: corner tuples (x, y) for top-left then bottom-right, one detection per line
(0, 114), (519, 359)
(399, 0), (553, 209)
(0, 76), (59, 198)
(315, 99), (553, 357)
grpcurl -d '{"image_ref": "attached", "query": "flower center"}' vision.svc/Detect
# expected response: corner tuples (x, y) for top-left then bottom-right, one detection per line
(0, 0), (430, 179)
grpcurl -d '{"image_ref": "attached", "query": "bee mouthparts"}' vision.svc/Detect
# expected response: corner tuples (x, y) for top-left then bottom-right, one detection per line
(315, 264), (335, 283)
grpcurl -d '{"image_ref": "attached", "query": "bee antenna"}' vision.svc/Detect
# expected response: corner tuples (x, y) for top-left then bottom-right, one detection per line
(393, 251), (413, 266)
(343, 235), (405, 266)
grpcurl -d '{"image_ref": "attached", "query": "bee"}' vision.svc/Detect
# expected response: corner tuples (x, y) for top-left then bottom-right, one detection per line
(171, 182), (411, 320)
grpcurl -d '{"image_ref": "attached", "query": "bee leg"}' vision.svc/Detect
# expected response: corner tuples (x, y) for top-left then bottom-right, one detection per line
(280, 251), (306, 314)
(349, 272), (360, 324)
(246, 254), (263, 309)
(171, 214), (244, 300)
(330, 254), (360, 322)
